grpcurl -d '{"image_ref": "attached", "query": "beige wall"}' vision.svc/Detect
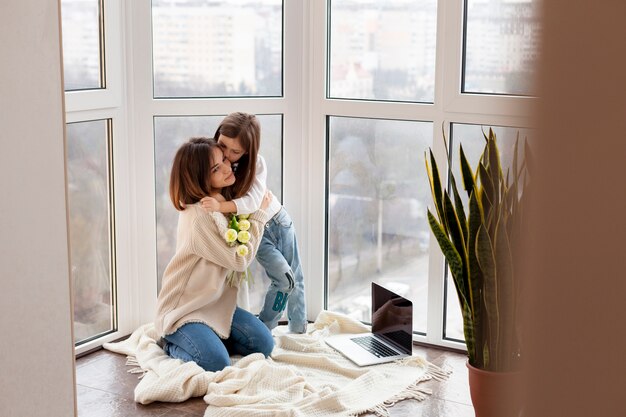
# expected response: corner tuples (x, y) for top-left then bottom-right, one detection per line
(524, 2), (626, 416)
(0, 1), (76, 416)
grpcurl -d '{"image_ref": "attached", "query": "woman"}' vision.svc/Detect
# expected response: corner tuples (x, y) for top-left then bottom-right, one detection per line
(155, 137), (274, 372)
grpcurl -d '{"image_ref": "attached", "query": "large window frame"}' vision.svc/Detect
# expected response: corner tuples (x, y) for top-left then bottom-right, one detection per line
(127, 1), (306, 324)
(67, 0), (535, 353)
(63, 0), (134, 355)
(308, 0), (534, 349)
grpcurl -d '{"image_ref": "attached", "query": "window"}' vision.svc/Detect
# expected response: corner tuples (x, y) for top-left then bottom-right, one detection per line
(328, 0), (437, 103)
(61, 0), (104, 90)
(151, 0), (283, 98)
(319, 0), (538, 348)
(463, 0), (540, 95)
(326, 116), (432, 333)
(61, 0), (128, 354)
(66, 119), (116, 343)
(126, 0), (297, 325)
(58, 0), (537, 352)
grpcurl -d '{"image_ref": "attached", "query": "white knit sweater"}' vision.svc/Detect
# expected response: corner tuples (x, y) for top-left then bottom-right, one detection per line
(155, 203), (270, 339)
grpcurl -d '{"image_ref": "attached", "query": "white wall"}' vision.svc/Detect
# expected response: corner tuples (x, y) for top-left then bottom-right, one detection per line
(0, 1), (76, 416)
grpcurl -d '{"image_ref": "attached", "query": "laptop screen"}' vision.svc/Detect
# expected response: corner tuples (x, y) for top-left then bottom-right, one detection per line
(371, 282), (413, 354)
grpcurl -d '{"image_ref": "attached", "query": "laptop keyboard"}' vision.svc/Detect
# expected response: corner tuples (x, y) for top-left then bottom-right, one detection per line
(351, 336), (398, 358)
(382, 330), (412, 348)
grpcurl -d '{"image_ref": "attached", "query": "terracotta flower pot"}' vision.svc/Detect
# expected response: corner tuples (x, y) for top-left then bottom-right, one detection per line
(467, 361), (523, 417)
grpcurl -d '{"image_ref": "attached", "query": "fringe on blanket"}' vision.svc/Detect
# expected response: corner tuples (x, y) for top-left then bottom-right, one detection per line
(125, 356), (148, 379)
(351, 357), (452, 417)
(351, 381), (432, 417)
(426, 363), (452, 381)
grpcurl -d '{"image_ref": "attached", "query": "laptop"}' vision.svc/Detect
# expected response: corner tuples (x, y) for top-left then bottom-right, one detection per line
(325, 282), (413, 366)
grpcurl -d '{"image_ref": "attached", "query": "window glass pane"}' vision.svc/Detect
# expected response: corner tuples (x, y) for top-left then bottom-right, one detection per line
(463, 0), (540, 95)
(66, 120), (115, 343)
(445, 123), (531, 340)
(328, 0), (437, 103)
(327, 116), (432, 334)
(154, 115), (282, 314)
(61, 0), (103, 91)
(152, 0), (283, 98)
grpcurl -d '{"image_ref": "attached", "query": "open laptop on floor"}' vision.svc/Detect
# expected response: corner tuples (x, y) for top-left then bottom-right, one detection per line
(325, 282), (413, 366)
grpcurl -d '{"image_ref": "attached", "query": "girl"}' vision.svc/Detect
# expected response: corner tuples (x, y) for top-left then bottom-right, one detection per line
(155, 137), (274, 372)
(201, 112), (307, 334)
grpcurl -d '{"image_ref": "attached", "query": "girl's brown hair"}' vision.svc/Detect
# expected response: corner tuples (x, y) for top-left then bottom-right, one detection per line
(169, 137), (219, 211)
(214, 112), (260, 200)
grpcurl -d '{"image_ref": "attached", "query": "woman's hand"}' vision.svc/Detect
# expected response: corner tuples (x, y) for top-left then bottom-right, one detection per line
(200, 195), (223, 212)
(261, 190), (272, 211)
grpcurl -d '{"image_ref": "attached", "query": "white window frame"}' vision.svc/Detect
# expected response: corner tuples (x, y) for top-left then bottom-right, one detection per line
(307, 0), (534, 350)
(68, 0), (535, 353)
(64, 0), (134, 355)
(126, 0), (307, 325)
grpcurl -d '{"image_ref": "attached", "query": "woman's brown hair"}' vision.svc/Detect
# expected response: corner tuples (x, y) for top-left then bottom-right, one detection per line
(169, 137), (219, 211)
(214, 112), (259, 200)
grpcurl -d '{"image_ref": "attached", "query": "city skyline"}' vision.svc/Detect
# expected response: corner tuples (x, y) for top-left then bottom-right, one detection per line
(62, 0), (539, 97)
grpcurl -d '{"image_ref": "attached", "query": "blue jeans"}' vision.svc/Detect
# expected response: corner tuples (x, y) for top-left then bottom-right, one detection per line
(257, 208), (307, 333)
(162, 307), (274, 372)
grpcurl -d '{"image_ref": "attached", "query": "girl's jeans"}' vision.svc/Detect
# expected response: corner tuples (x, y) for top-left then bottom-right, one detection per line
(257, 208), (307, 333)
(163, 307), (274, 372)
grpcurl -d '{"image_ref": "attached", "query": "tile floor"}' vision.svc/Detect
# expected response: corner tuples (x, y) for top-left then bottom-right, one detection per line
(76, 340), (475, 416)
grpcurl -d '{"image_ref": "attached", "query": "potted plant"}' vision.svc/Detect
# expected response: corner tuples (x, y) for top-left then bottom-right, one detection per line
(425, 128), (529, 417)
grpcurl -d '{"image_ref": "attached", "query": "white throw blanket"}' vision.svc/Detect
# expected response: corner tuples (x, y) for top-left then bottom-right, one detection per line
(104, 311), (449, 417)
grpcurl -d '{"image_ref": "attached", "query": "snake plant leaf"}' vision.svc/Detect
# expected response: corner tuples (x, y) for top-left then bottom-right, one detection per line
(481, 127), (490, 144)
(483, 340), (490, 370)
(462, 301), (477, 366)
(486, 133), (503, 217)
(508, 168), (518, 210)
(428, 210), (469, 309)
(460, 144), (476, 198)
(441, 123), (451, 160)
(513, 134), (520, 190)
(495, 217), (515, 371)
(505, 188), (516, 238)
(508, 140), (523, 228)
(500, 180), (507, 216)
(487, 129), (503, 187)
(468, 191), (484, 335)
(478, 162), (494, 228)
(524, 137), (534, 178)
(478, 161), (495, 204)
(425, 150), (446, 233)
(443, 191), (467, 260)
(450, 174), (468, 243)
(510, 192), (525, 258)
(468, 191), (486, 368)
(476, 223), (499, 370)
(505, 169), (511, 193)
(515, 152), (528, 187)
(443, 191), (470, 300)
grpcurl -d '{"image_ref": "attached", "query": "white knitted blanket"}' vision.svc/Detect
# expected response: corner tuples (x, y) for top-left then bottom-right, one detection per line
(104, 311), (449, 417)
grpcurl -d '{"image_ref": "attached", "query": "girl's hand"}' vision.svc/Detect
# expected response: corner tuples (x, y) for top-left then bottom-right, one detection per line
(200, 196), (220, 212)
(261, 190), (272, 211)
